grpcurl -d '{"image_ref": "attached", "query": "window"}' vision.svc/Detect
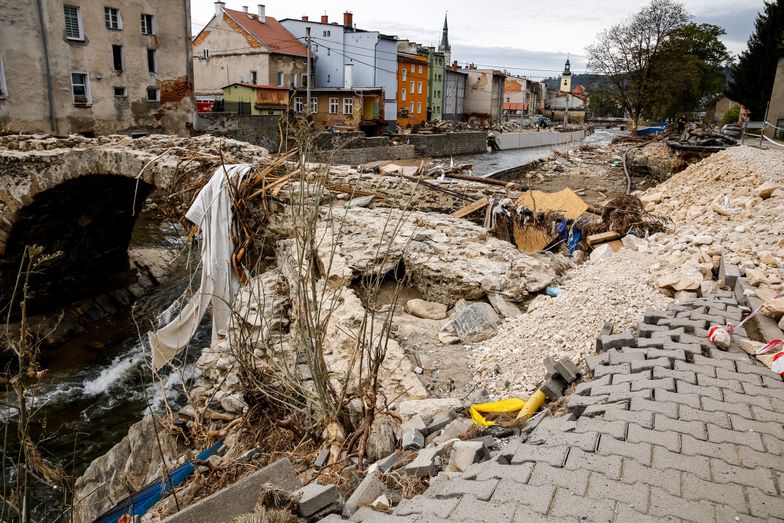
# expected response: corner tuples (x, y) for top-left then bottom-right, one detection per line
(146, 87), (159, 101)
(327, 73), (331, 83)
(112, 45), (123, 71)
(276, 71), (284, 86)
(202, 49), (210, 60)
(294, 97), (303, 112)
(410, 81), (414, 93)
(401, 88), (406, 102)
(250, 70), (257, 84)
(301, 74), (307, 87)
(343, 97), (353, 115)
(70, 72), (90, 104)
(327, 47), (330, 56)
(329, 97), (338, 113)
(410, 64), (414, 72)
(310, 97), (318, 113)
(417, 101), (422, 114)
(147, 49), (157, 73)
(402, 68), (407, 81)
(418, 81), (422, 94)
(418, 65), (423, 74)
(105, 7), (122, 30)
(290, 73), (297, 87)
(409, 101), (414, 113)
(113, 86), (126, 97)
(0, 60), (7, 99)
(64, 5), (84, 40)
(141, 14), (154, 35)
(323, 30), (331, 37)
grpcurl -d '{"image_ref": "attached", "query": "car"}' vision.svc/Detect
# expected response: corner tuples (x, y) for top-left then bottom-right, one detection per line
(534, 116), (551, 127)
(721, 124), (741, 138)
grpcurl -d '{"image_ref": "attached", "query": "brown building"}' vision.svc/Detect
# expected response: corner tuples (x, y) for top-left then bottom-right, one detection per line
(193, 2), (310, 101)
(305, 88), (384, 133)
(0, 0), (194, 136)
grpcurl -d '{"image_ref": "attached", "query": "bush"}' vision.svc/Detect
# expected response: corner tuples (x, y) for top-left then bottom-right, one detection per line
(720, 105), (740, 126)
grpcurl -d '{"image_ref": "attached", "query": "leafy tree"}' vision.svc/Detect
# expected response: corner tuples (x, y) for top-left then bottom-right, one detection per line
(726, 1), (784, 119)
(588, 90), (625, 117)
(586, 0), (689, 135)
(721, 105), (741, 125)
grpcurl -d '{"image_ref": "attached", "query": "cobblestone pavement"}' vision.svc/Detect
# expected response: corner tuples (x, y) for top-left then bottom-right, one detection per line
(350, 290), (784, 522)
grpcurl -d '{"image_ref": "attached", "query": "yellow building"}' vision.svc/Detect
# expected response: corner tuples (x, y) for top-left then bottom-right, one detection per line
(221, 83), (289, 115)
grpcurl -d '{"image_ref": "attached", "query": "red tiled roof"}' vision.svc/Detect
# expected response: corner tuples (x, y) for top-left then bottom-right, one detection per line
(223, 8), (308, 57)
(503, 102), (524, 111)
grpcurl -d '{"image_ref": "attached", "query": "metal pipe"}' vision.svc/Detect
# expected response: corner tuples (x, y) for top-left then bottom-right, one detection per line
(35, 0), (57, 134)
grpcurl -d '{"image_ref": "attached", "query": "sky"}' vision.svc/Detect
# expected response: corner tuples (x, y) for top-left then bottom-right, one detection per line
(190, 0), (767, 80)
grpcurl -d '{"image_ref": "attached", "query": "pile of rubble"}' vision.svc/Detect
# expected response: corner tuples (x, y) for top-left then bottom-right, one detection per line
(640, 147), (784, 309)
(669, 123), (737, 149)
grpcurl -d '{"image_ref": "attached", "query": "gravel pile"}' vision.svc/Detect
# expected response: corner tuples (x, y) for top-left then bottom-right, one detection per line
(470, 249), (672, 397)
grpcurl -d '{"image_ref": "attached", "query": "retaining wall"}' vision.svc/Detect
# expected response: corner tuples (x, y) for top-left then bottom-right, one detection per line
(393, 131), (488, 157)
(195, 113), (281, 152)
(315, 144), (416, 165)
(495, 129), (585, 151)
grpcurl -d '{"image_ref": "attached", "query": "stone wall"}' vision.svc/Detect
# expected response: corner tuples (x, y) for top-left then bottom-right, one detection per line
(393, 131), (488, 157)
(195, 112), (281, 152)
(494, 129), (585, 150)
(314, 145), (415, 165)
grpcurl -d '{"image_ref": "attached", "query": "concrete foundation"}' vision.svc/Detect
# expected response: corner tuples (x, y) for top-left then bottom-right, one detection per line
(494, 130), (585, 151)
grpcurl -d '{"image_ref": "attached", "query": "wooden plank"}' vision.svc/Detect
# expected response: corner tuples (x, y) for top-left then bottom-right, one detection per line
(451, 197), (489, 219)
(587, 231), (621, 246)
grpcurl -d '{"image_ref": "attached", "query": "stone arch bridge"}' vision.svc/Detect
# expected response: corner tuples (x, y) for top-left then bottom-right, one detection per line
(0, 134), (268, 320)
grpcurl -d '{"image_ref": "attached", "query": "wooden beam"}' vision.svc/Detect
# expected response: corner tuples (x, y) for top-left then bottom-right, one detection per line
(451, 197), (489, 219)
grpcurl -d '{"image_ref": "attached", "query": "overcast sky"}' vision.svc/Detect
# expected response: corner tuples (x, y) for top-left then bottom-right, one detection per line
(191, 0), (766, 80)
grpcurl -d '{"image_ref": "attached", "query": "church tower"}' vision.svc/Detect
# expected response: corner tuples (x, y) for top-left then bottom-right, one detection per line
(560, 57), (572, 93)
(439, 13), (451, 66)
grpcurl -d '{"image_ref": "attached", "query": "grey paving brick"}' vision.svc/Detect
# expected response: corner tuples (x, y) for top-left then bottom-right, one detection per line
(574, 418), (627, 440)
(713, 504), (769, 523)
(737, 446), (784, 472)
(428, 477), (499, 501)
(630, 397), (678, 417)
(596, 331), (637, 352)
(729, 414), (784, 439)
(653, 366), (697, 384)
(510, 444), (568, 467)
(644, 307), (669, 325)
(715, 367), (763, 386)
(355, 510), (416, 522)
(607, 389), (655, 403)
(677, 379), (723, 400)
(582, 401), (630, 418)
(597, 435), (652, 466)
(584, 354), (608, 372)
(736, 361), (782, 380)
(649, 486), (717, 521)
(680, 434), (740, 465)
(627, 424), (680, 452)
(607, 350), (646, 365)
(663, 341), (704, 357)
(614, 504), (677, 523)
(679, 404), (731, 428)
(674, 360), (717, 377)
(575, 375), (611, 395)
(742, 382), (784, 401)
(693, 354), (735, 371)
(636, 338), (667, 349)
(567, 394), (609, 415)
(395, 497), (460, 519)
(706, 424), (765, 451)
(654, 414), (707, 440)
(473, 461), (534, 483)
(701, 397), (753, 418)
(527, 431), (599, 453)
(631, 377), (676, 392)
(710, 459), (777, 495)
(586, 472), (649, 509)
(710, 350), (750, 363)
(645, 347), (687, 362)
(528, 463), (589, 496)
(589, 383), (630, 397)
(548, 488), (615, 522)
(652, 445), (710, 479)
(677, 333), (714, 351)
(621, 459), (681, 496)
(632, 357), (673, 372)
(761, 375), (784, 389)
(681, 472), (748, 513)
(749, 405), (780, 422)
(697, 373), (744, 392)
(449, 495), (517, 523)
(655, 389), (701, 408)
(762, 434), (784, 455)
(564, 448), (622, 480)
(613, 370), (652, 384)
(490, 479), (555, 514)
(511, 508), (577, 523)
(639, 324), (670, 338)
(601, 406), (654, 428)
(722, 390), (773, 410)
(594, 363), (631, 378)
(747, 487), (784, 518)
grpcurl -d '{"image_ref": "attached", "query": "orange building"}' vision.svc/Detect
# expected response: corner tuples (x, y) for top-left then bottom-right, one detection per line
(397, 53), (429, 127)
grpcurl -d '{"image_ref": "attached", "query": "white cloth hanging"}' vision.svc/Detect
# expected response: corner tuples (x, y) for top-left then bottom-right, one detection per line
(149, 164), (251, 371)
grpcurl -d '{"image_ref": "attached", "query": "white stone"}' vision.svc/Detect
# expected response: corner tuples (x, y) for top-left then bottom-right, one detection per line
(405, 298), (448, 320)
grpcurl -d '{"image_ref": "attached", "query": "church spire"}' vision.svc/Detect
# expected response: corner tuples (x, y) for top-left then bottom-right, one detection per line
(439, 12), (451, 65)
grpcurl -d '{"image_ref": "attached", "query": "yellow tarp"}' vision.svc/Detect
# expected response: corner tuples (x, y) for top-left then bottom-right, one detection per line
(516, 188), (588, 220)
(469, 390), (547, 428)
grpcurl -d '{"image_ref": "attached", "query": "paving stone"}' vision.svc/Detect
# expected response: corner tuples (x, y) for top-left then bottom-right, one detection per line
(630, 397), (678, 417)
(729, 414), (784, 439)
(612, 370), (651, 384)
(553, 357), (580, 384)
(706, 424), (765, 451)
(597, 435), (652, 466)
(449, 495), (517, 523)
(296, 483), (340, 517)
(511, 508), (576, 523)
(701, 397), (753, 418)
(529, 464), (592, 497)
(713, 505), (768, 523)
(584, 353), (608, 372)
(395, 497), (460, 519)
(621, 459), (681, 496)
(575, 375), (611, 395)
(586, 472), (649, 509)
(639, 324), (670, 337)
(510, 445), (568, 467)
(652, 445), (710, 479)
(607, 389), (653, 402)
(472, 460), (534, 484)
(601, 406), (654, 428)
(654, 414), (707, 440)
(747, 487), (784, 518)
(631, 377), (676, 392)
(354, 509), (415, 522)
(649, 486), (716, 521)
(760, 375), (784, 388)
(676, 380), (723, 400)
(574, 418), (627, 440)
(737, 446), (784, 472)
(722, 390), (773, 410)
(627, 424), (680, 452)
(710, 350), (750, 363)
(655, 389), (701, 408)
(644, 347), (687, 362)
(676, 333), (714, 351)
(644, 307), (669, 324)
(653, 366), (697, 384)
(715, 367), (763, 386)
(742, 382), (784, 401)
(490, 479), (555, 514)
(673, 360), (717, 377)
(678, 404), (731, 429)
(596, 331), (637, 352)
(527, 431), (599, 453)
(663, 341), (703, 358)
(669, 318), (708, 334)
(548, 488), (616, 522)
(428, 477), (498, 501)
(693, 354), (735, 371)
(607, 350), (646, 365)
(636, 337), (667, 349)
(710, 459), (777, 495)
(736, 361), (781, 380)
(749, 405), (781, 422)
(566, 394), (609, 415)
(593, 363), (631, 378)
(680, 434), (739, 465)
(631, 357), (673, 372)
(563, 448), (622, 480)
(681, 472), (748, 512)
(587, 382), (633, 397)
(697, 373), (743, 392)
(614, 504), (676, 523)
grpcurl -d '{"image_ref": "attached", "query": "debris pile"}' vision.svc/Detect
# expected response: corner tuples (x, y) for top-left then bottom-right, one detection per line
(669, 123), (737, 150)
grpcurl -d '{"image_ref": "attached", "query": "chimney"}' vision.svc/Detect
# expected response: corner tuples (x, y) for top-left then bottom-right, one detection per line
(301, 15), (309, 21)
(320, 14), (328, 23)
(258, 4), (265, 22)
(214, 1), (225, 17)
(242, 6), (248, 12)
(343, 11), (353, 28)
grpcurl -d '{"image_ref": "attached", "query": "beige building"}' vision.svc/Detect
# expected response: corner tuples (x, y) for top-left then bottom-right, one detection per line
(192, 2), (310, 100)
(0, 0), (194, 136)
(765, 57), (784, 139)
(463, 67), (505, 126)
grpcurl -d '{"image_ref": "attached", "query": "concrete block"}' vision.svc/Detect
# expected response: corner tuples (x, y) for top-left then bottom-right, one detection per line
(315, 447), (330, 469)
(297, 482), (340, 517)
(541, 376), (567, 399)
(719, 254), (741, 289)
(554, 356), (580, 383)
(601, 322), (614, 335)
(448, 441), (489, 472)
(431, 417), (473, 444)
(402, 428), (424, 450)
(424, 409), (458, 435)
(368, 452), (400, 475)
(596, 331), (637, 352)
(343, 473), (384, 517)
(644, 307), (669, 325)
(403, 445), (447, 477)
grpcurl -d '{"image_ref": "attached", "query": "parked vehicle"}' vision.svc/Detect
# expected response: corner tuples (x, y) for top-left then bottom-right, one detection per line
(721, 124), (741, 138)
(534, 116), (551, 127)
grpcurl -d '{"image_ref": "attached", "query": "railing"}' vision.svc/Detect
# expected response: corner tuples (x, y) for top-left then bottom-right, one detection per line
(741, 121), (784, 149)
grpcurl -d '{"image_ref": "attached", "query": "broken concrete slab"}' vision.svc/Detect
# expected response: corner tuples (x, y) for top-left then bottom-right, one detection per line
(343, 473), (385, 517)
(448, 302), (501, 343)
(488, 293), (523, 318)
(448, 441), (489, 472)
(397, 398), (463, 423)
(297, 482), (340, 518)
(403, 445), (448, 477)
(405, 298), (448, 320)
(402, 428), (425, 450)
(432, 418), (474, 445)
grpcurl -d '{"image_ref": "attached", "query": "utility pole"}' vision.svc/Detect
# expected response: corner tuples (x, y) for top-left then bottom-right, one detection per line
(306, 27), (312, 116)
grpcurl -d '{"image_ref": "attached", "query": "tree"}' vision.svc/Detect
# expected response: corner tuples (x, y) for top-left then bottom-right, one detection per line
(586, 0), (689, 135)
(726, 1), (784, 120)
